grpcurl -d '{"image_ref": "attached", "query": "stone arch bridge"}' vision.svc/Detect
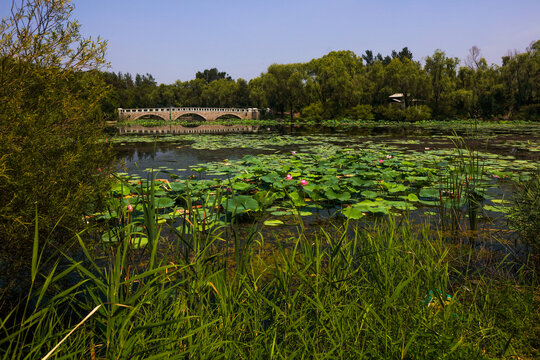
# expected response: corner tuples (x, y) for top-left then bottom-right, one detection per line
(118, 107), (260, 122)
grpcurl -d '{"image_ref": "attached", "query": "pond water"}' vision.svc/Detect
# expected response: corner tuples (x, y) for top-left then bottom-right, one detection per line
(107, 123), (539, 258)
(115, 124), (540, 178)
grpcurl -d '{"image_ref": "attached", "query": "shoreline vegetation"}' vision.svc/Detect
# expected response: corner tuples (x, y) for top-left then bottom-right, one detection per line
(1, 1), (539, 358)
(114, 117), (540, 129)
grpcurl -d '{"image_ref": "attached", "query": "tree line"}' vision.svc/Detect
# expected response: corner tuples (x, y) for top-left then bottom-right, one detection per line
(101, 42), (540, 121)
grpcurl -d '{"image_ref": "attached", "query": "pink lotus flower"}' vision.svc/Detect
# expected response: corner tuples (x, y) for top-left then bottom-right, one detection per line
(386, 155), (393, 159)
(127, 204), (133, 212)
(425, 147), (430, 150)
(291, 151), (297, 155)
(300, 179), (308, 186)
(379, 159), (384, 163)
(285, 174), (293, 181)
(493, 174), (500, 179)
(97, 168), (102, 172)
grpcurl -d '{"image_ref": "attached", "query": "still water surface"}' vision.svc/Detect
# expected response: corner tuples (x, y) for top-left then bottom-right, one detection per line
(115, 124), (539, 179)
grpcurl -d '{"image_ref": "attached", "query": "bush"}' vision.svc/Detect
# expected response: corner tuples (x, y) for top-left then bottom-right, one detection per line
(513, 104), (540, 121)
(374, 105), (406, 121)
(301, 101), (325, 121)
(345, 104), (375, 120)
(374, 105), (432, 122)
(404, 105), (432, 121)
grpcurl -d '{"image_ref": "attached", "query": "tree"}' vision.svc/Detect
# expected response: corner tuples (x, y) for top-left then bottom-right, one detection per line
(195, 68), (232, 84)
(234, 78), (250, 107)
(500, 40), (540, 115)
(133, 73), (157, 107)
(464, 46), (482, 69)
(392, 47), (413, 61)
(248, 77), (268, 109)
(385, 58), (430, 108)
(362, 50), (375, 66)
(262, 63), (306, 119)
(0, 0), (112, 301)
(424, 50), (460, 116)
(306, 50), (365, 117)
(364, 61), (390, 105)
(200, 78), (237, 107)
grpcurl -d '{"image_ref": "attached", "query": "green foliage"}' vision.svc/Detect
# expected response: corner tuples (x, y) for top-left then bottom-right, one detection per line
(100, 40), (539, 122)
(374, 105), (407, 121)
(301, 101), (325, 120)
(508, 173), (540, 256)
(1, 205), (538, 358)
(385, 58), (430, 107)
(374, 104), (432, 121)
(424, 50), (460, 117)
(0, 0), (113, 303)
(196, 67), (232, 83)
(262, 63), (306, 118)
(306, 50), (365, 118)
(404, 105), (432, 121)
(346, 104), (375, 120)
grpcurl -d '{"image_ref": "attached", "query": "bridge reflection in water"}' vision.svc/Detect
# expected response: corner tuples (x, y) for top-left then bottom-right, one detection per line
(118, 124), (259, 135)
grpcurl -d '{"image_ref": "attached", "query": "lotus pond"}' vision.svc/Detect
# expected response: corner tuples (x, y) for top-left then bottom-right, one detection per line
(100, 123), (539, 250)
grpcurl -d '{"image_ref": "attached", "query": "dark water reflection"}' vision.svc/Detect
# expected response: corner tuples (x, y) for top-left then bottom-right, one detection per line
(115, 142), (276, 178)
(116, 124), (539, 178)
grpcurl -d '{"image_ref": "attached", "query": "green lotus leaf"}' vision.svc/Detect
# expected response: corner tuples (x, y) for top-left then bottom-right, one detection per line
(483, 205), (510, 213)
(232, 182), (253, 191)
(419, 188), (439, 198)
(154, 197), (175, 209)
(264, 219), (285, 226)
(388, 184), (409, 193)
(225, 195), (260, 213)
(342, 206), (364, 220)
(361, 190), (378, 199)
(289, 191), (307, 207)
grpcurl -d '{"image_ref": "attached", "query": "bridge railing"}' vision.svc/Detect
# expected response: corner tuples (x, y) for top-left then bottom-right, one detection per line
(118, 107), (257, 114)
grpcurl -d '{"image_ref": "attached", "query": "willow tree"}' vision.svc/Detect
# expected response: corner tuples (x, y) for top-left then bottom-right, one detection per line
(0, 0), (112, 297)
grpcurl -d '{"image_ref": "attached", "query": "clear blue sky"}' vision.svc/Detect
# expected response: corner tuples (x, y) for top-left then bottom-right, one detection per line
(2, 0), (539, 84)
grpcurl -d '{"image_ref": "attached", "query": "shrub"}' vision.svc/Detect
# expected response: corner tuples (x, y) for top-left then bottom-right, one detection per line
(404, 105), (432, 121)
(513, 104), (540, 121)
(374, 105), (432, 122)
(346, 104), (375, 120)
(301, 101), (325, 121)
(374, 105), (406, 121)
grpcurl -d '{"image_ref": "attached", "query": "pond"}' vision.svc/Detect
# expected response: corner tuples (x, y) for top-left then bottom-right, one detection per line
(104, 122), (539, 254)
(115, 123), (540, 178)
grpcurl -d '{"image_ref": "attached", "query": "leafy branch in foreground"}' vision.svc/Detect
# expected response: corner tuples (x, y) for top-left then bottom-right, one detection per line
(0, 0), (113, 312)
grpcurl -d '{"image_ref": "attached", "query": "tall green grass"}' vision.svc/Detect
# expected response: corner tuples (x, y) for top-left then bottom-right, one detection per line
(0, 182), (538, 359)
(434, 131), (487, 242)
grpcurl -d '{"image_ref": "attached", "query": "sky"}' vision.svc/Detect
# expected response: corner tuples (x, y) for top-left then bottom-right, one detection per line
(2, 0), (539, 84)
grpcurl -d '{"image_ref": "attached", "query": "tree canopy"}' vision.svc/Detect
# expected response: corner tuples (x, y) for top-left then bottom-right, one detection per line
(101, 42), (539, 121)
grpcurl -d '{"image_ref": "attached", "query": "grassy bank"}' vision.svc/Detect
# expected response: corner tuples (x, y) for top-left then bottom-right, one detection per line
(115, 117), (539, 129)
(1, 189), (538, 358)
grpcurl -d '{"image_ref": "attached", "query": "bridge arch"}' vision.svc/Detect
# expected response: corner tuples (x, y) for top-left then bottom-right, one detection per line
(215, 113), (242, 120)
(173, 113), (207, 122)
(128, 112), (168, 121)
